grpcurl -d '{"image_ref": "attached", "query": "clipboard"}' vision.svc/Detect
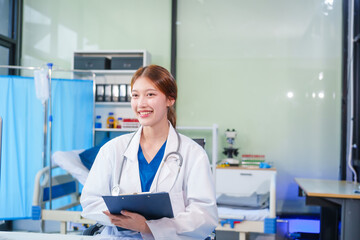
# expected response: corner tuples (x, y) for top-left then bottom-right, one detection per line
(102, 192), (174, 220)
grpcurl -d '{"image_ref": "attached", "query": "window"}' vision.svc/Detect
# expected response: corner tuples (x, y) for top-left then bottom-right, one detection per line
(0, 0), (11, 37)
(0, 0), (22, 75)
(0, 46), (10, 75)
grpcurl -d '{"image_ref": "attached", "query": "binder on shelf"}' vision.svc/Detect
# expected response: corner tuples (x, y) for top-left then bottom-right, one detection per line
(102, 192), (174, 220)
(119, 84), (127, 102)
(96, 84), (105, 102)
(127, 84), (132, 102)
(112, 85), (119, 102)
(104, 85), (112, 102)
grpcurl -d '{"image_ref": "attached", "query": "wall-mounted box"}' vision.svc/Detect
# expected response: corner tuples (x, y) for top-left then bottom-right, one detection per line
(74, 56), (110, 70)
(111, 57), (143, 70)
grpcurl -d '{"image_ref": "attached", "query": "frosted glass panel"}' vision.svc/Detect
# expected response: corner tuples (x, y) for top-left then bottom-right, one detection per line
(22, 0), (171, 70)
(177, 0), (342, 212)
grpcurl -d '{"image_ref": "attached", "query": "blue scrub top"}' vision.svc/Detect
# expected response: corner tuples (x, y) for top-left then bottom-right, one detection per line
(138, 141), (167, 192)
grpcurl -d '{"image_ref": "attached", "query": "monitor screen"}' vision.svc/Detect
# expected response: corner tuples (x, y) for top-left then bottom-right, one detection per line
(192, 138), (206, 149)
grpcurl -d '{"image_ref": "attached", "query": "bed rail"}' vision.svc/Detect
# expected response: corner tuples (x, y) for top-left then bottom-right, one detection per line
(32, 166), (80, 220)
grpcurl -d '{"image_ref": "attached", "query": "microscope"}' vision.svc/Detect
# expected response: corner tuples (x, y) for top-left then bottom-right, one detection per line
(220, 129), (239, 166)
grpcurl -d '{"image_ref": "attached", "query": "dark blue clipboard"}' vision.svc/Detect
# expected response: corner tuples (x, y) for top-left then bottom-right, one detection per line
(102, 192), (174, 220)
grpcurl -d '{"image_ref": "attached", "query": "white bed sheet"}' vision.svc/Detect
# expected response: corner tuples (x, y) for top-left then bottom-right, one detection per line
(51, 149), (89, 185)
(217, 206), (270, 221)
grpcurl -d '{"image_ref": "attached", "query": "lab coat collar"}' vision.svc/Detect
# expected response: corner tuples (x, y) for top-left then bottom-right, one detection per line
(121, 127), (142, 193)
(124, 122), (178, 161)
(123, 126), (142, 162)
(123, 122), (179, 162)
(165, 123), (179, 154)
(122, 122), (181, 193)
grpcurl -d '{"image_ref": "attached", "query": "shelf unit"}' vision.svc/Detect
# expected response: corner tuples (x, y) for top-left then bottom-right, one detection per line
(94, 128), (135, 132)
(73, 50), (151, 146)
(95, 102), (131, 107)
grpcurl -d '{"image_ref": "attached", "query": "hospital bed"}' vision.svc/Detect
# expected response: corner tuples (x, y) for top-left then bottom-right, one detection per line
(32, 149), (96, 234)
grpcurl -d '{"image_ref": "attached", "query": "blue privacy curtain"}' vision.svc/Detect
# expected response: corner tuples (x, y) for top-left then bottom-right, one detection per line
(0, 76), (93, 219)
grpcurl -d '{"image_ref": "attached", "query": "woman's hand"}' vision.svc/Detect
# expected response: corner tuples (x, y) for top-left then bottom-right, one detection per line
(103, 210), (151, 234)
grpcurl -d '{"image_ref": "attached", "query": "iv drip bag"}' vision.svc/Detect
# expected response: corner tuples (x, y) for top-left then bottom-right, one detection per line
(34, 69), (49, 104)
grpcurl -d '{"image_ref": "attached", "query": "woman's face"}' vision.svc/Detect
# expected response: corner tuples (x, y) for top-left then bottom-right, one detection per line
(131, 77), (174, 128)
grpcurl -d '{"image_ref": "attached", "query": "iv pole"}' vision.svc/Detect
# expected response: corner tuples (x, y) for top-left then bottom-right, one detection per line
(0, 64), (94, 210)
(47, 63), (53, 209)
(0, 64), (54, 208)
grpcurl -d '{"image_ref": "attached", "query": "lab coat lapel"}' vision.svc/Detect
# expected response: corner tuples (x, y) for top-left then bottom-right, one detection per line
(150, 124), (180, 192)
(121, 127), (142, 193)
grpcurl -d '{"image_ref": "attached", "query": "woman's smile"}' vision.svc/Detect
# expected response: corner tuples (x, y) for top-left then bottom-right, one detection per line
(138, 110), (153, 118)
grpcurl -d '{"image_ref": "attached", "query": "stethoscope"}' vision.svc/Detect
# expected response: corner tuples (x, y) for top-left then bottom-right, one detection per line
(111, 128), (183, 196)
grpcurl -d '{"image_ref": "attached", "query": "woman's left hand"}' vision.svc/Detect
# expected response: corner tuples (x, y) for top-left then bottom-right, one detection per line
(103, 210), (151, 234)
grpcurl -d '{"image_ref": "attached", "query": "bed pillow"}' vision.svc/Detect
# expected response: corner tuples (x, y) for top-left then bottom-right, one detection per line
(79, 137), (111, 170)
(79, 145), (102, 170)
(52, 150), (89, 185)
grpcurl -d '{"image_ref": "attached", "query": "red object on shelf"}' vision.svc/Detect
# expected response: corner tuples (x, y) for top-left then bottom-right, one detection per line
(123, 118), (139, 122)
(122, 118), (140, 129)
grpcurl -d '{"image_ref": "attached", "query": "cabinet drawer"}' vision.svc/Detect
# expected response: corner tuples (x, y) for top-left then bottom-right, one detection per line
(216, 168), (274, 196)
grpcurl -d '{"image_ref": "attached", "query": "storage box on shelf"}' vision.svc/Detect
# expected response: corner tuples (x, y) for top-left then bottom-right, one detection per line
(74, 51), (150, 71)
(73, 50), (150, 145)
(74, 56), (111, 70)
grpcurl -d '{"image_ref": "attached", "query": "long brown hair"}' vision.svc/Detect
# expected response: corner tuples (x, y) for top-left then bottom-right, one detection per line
(131, 65), (178, 127)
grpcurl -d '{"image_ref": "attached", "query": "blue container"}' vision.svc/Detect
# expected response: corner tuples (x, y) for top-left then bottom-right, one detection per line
(264, 217), (277, 234)
(95, 115), (102, 128)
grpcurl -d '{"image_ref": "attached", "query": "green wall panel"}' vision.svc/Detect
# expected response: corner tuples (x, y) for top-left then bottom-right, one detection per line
(177, 0), (342, 212)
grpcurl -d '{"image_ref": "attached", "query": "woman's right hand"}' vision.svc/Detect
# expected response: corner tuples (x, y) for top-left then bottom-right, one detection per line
(103, 210), (152, 234)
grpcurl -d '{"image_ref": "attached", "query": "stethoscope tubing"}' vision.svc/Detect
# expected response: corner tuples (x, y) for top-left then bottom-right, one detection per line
(112, 127), (183, 196)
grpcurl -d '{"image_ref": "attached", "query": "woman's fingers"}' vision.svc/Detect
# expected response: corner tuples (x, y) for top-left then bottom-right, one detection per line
(120, 210), (133, 217)
(103, 210), (111, 216)
(103, 210), (150, 233)
(103, 210), (129, 224)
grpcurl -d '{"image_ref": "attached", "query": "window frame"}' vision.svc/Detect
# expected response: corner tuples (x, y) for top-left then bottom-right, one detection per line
(0, 0), (22, 75)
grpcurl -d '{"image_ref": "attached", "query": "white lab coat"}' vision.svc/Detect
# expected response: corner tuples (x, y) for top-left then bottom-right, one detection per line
(80, 124), (218, 240)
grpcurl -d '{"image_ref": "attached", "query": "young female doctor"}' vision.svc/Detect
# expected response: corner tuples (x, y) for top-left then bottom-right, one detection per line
(80, 65), (218, 239)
